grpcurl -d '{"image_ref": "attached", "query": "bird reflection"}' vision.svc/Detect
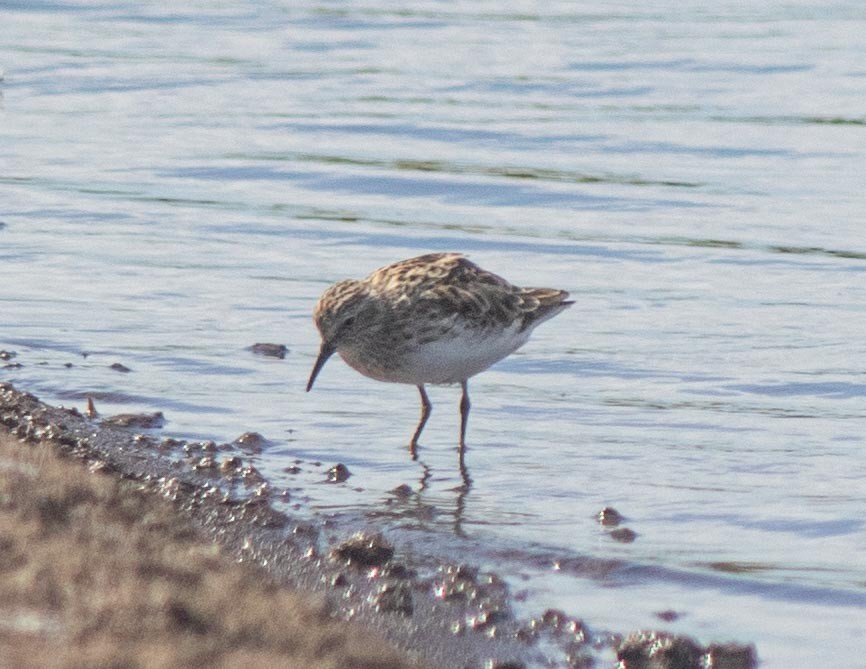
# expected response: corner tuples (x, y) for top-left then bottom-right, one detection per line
(409, 439), (472, 537)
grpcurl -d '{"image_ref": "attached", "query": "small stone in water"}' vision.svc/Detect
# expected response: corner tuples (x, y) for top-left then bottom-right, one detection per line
(327, 463), (351, 483)
(232, 431), (271, 452)
(391, 483), (413, 498)
(609, 528), (637, 543)
(597, 506), (624, 527)
(250, 343), (288, 359)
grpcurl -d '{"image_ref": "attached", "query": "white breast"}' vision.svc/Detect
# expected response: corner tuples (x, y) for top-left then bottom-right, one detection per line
(397, 321), (532, 385)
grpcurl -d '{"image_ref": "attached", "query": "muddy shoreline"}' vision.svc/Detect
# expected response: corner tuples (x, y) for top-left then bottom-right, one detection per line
(0, 381), (757, 668)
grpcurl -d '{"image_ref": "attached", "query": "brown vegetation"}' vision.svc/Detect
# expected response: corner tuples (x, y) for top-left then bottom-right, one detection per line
(0, 433), (423, 669)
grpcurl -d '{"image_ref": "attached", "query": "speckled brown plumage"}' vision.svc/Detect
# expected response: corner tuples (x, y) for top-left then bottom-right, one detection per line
(307, 253), (572, 453)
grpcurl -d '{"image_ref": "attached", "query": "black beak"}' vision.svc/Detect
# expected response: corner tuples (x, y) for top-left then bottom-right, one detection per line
(306, 340), (335, 392)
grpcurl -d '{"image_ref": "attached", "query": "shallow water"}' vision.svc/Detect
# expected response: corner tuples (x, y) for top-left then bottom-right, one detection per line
(2, 1), (866, 666)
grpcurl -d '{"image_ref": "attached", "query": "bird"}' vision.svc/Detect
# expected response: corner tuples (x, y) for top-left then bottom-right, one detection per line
(306, 252), (572, 454)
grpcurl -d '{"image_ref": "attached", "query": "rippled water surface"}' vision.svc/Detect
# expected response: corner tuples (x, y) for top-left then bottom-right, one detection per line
(2, 2), (866, 666)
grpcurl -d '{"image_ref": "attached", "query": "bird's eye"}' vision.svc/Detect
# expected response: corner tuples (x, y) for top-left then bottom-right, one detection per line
(342, 316), (356, 329)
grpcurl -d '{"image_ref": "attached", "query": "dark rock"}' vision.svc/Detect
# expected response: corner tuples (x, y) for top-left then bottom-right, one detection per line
(432, 563), (491, 603)
(391, 483), (413, 498)
(220, 456), (243, 474)
(540, 609), (569, 630)
(597, 506), (624, 527)
(469, 607), (510, 631)
(240, 465), (265, 485)
(232, 431), (272, 452)
(326, 463), (351, 483)
(610, 527), (638, 543)
(193, 455), (218, 472)
(617, 630), (703, 669)
(376, 582), (413, 616)
(250, 343), (288, 359)
(706, 643), (758, 669)
(332, 532), (394, 568)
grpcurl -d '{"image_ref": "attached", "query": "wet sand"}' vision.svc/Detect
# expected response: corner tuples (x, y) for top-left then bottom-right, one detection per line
(0, 382), (756, 669)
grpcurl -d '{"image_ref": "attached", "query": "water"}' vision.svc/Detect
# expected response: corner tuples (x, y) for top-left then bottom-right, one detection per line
(2, 2), (866, 665)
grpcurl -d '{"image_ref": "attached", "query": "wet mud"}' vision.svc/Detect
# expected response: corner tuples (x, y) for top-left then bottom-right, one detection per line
(0, 380), (757, 669)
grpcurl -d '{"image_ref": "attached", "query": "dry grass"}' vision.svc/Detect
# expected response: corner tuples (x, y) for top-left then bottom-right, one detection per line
(0, 433), (424, 669)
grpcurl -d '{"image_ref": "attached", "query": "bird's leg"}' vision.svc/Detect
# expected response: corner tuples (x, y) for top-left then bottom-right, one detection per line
(410, 384), (432, 457)
(459, 380), (470, 452)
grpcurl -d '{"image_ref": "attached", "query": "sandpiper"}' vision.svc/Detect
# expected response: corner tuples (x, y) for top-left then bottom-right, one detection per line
(306, 253), (572, 452)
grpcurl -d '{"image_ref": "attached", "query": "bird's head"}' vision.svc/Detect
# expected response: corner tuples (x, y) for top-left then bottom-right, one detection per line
(306, 279), (380, 391)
